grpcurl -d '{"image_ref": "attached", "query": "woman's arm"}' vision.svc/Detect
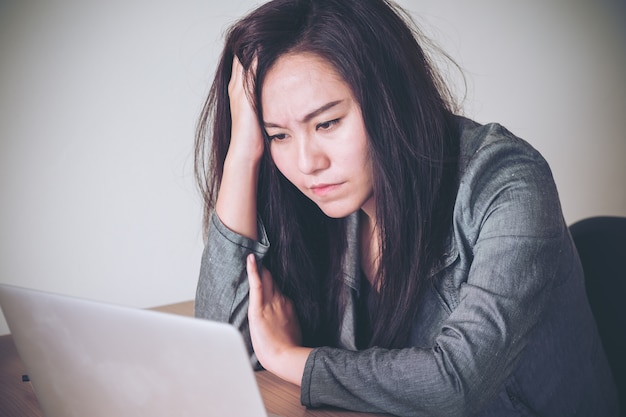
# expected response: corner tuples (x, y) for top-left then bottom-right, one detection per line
(194, 212), (269, 366)
(215, 56), (264, 240)
(195, 57), (267, 363)
(299, 137), (570, 416)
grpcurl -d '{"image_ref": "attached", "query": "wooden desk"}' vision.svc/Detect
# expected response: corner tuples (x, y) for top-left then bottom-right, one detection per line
(0, 301), (388, 417)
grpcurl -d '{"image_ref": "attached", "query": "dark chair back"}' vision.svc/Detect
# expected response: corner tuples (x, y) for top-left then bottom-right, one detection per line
(570, 216), (626, 413)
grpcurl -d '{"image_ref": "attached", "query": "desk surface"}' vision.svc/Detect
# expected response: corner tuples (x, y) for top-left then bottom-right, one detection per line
(0, 300), (388, 417)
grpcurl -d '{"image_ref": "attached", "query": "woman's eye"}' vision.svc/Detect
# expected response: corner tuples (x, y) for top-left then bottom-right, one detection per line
(316, 119), (339, 131)
(267, 133), (287, 141)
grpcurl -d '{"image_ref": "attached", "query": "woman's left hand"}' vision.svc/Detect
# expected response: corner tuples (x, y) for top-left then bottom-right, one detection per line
(246, 254), (312, 386)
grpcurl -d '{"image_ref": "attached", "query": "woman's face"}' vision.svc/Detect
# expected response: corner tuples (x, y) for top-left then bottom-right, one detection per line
(262, 53), (374, 219)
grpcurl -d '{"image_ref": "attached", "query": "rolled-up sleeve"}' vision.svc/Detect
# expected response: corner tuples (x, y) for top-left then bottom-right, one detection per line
(301, 131), (567, 416)
(194, 211), (270, 365)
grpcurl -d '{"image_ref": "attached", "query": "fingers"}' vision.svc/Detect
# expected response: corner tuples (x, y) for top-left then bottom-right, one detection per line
(247, 254), (279, 312)
(249, 55), (258, 77)
(231, 52), (256, 78)
(229, 56), (244, 95)
(227, 55), (265, 162)
(247, 253), (263, 309)
(229, 55), (252, 96)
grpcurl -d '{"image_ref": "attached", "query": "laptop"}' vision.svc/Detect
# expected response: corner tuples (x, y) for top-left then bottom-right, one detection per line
(0, 284), (277, 417)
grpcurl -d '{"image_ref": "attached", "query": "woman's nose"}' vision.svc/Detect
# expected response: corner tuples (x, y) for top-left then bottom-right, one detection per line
(297, 137), (329, 175)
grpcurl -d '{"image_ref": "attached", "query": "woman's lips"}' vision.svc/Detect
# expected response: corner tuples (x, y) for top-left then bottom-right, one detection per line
(310, 183), (342, 197)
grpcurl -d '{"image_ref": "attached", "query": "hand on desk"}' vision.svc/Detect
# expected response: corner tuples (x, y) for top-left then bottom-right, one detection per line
(247, 254), (313, 387)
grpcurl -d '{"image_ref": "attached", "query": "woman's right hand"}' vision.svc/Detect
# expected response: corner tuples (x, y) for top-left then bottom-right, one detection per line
(215, 55), (264, 241)
(227, 56), (265, 164)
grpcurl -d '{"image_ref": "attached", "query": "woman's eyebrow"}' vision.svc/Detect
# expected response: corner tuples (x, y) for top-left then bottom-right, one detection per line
(264, 99), (344, 128)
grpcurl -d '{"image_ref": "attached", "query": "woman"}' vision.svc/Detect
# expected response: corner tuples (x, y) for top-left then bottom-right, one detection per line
(193, 0), (619, 415)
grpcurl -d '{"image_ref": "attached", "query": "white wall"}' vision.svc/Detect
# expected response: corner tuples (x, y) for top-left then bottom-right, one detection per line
(1, 0), (625, 335)
(410, 0), (626, 223)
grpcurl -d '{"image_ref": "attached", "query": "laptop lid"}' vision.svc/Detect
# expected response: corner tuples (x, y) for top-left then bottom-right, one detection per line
(0, 284), (268, 417)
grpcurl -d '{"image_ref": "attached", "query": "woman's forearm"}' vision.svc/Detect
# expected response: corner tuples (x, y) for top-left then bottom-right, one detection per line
(215, 153), (260, 241)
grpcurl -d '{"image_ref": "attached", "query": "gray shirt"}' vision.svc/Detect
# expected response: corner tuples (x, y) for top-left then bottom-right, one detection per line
(195, 117), (618, 416)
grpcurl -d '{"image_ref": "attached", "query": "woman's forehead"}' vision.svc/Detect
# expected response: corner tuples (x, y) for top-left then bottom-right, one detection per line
(261, 53), (355, 122)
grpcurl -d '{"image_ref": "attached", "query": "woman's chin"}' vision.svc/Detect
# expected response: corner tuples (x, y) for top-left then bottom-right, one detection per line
(315, 202), (358, 219)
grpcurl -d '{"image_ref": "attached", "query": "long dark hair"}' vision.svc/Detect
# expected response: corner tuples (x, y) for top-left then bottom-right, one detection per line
(195, 0), (460, 349)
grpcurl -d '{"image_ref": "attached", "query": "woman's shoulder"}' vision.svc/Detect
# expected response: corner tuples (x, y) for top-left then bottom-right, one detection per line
(451, 115), (564, 237)
(455, 115), (546, 168)
(453, 115), (555, 192)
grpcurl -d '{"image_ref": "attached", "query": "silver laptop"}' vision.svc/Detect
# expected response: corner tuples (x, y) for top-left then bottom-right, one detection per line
(0, 284), (272, 417)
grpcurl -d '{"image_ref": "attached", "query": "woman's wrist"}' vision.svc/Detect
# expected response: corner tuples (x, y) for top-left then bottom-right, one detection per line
(267, 346), (313, 387)
(223, 145), (263, 171)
